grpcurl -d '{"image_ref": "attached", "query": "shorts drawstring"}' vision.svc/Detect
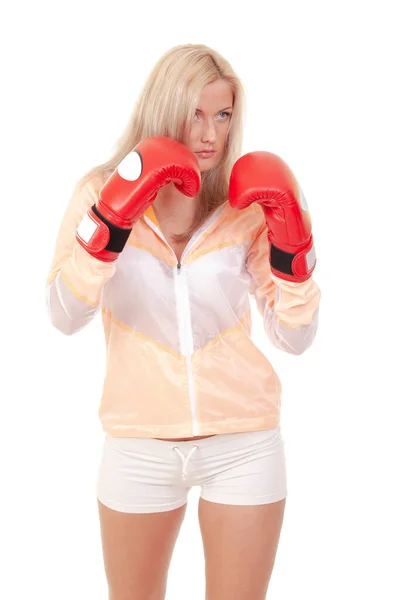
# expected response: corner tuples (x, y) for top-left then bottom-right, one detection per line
(172, 445), (199, 480)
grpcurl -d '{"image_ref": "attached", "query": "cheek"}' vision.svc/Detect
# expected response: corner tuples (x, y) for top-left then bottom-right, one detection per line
(217, 122), (230, 142)
(183, 127), (198, 150)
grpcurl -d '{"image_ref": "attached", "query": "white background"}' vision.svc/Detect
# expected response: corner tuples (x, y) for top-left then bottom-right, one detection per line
(2, 0), (399, 598)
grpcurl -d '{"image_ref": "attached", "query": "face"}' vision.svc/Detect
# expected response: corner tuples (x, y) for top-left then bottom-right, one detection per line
(183, 79), (233, 172)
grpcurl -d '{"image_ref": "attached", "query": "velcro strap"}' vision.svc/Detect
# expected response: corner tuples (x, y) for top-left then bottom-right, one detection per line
(270, 242), (316, 278)
(91, 204), (132, 253)
(270, 244), (295, 276)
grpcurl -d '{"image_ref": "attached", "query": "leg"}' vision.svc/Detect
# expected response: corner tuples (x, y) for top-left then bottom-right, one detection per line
(96, 434), (191, 598)
(98, 499), (187, 600)
(198, 497), (286, 600)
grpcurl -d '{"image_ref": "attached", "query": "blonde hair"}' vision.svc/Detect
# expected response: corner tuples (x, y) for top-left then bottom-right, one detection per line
(78, 43), (245, 242)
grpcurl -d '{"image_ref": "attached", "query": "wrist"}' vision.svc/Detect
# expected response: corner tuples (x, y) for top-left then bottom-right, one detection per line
(76, 204), (132, 262)
(269, 236), (316, 282)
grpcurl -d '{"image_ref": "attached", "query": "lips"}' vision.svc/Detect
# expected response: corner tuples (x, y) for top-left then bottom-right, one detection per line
(195, 150), (216, 157)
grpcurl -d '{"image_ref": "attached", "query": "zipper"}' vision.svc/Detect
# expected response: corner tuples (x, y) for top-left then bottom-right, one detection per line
(174, 260), (199, 436)
(143, 204), (229, 437)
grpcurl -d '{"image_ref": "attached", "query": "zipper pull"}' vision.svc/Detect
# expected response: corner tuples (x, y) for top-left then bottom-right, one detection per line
(177, 262), (181, 271)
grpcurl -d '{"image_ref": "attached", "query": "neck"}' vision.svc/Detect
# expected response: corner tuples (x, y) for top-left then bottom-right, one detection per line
(153, 182), (199, 220)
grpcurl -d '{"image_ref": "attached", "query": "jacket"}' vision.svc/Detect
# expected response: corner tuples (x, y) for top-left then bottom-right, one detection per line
(46, 173), (321, 438)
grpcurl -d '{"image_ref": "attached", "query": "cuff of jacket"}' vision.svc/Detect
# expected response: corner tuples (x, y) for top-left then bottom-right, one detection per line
(270, 273), (321, 329)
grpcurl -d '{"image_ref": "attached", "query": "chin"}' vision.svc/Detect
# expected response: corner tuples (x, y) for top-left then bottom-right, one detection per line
(198, 156), (220, 173)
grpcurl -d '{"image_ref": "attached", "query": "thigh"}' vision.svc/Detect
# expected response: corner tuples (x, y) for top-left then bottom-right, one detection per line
(199, 428), (288, 506)
(98, 499), (187, 600)
(96, 436), (189, 599)
(196, 429), (287, 599)
(96, 436), (189, 513)
(198, 497), (286, 600)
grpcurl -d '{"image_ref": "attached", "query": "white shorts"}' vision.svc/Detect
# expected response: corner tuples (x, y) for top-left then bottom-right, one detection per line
(96, 427), (288, 513)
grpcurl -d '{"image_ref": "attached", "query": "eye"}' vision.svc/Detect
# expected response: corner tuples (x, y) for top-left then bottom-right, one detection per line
(193, 111), (232, 121)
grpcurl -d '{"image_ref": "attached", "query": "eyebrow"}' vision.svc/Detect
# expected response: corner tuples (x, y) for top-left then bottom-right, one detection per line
(196, 106), (233, 114)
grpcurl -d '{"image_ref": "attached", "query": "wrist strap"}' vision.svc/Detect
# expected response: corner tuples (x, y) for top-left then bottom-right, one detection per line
(91, 204), (132, 253)
(270, 240), (316, 281)
(270, 244), (295, 276)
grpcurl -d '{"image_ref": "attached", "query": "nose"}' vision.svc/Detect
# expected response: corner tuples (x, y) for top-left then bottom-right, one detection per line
(201, 119), (217, 144)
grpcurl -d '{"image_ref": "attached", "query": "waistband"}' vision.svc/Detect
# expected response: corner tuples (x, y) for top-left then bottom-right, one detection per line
(105, 427), (282, 459)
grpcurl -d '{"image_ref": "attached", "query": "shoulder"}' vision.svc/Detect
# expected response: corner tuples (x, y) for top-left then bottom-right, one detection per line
(82, 168), (113, 195)
(71, 169), (113, 210)
(218, 201), (266, 241)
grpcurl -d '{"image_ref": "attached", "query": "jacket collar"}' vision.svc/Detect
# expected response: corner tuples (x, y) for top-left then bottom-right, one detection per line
(142, 200), (231, 262)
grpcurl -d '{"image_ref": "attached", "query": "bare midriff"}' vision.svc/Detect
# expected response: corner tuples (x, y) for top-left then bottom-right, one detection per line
(155, 435), (216, 442)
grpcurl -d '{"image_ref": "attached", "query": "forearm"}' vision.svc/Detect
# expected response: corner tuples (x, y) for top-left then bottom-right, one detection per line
(263, 275), (321, 354)
(264, 305), (319, 355)
(46, 244), (115, 335)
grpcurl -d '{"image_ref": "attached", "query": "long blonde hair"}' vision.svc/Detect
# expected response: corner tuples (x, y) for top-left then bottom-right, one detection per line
(77, 44), (245, 242)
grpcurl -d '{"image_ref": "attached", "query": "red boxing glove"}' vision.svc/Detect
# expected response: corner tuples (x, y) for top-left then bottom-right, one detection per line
(76, 136), (201, 262)
(228, 151), (316, 282)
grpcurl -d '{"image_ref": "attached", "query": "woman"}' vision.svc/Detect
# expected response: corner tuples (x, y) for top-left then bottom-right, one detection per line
(46, 44), (321, 600)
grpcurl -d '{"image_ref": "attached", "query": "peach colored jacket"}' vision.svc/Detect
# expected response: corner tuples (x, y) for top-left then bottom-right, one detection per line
(46, 175), (321, 438)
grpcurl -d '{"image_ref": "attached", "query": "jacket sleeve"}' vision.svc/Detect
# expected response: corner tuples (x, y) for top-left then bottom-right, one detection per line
(246, 221), (321, 355)
(45, 176), (117, 335)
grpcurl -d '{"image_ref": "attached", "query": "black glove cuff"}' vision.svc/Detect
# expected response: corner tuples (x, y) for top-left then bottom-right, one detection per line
(270, 244), (295, 276)
(91, 204), (132, 253)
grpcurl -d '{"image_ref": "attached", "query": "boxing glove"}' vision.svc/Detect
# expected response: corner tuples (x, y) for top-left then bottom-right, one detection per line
(228, 151), (316, 282)
(76, 136), (201, 262)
